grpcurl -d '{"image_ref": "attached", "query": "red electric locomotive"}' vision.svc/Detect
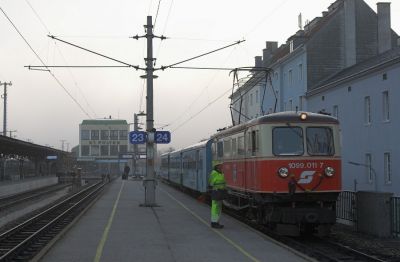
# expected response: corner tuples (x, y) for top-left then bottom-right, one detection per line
(212, 111), (341, 235)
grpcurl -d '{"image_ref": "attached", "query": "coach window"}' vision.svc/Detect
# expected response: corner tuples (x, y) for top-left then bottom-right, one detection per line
(231, 138), (237, 157)
(224, 139), (232, 158)
(217, 141), (224, 158)
(238, 136), (245, 156)
(273, 127), (304, 156)
(251, 130), (259, 156)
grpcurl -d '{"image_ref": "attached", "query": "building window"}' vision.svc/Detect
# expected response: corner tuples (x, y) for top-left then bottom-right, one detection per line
(119, 145), (127, 154)
(101, 130), (109, 140)
(101, 145), (109, 156)
(298, 64), (303, 81)
(81, 145), (89, 156)
(364, 96), (371, 124)
(365, 153), (372, 183)
(91, 145), (100, 156)
(299, 96), (305, 111)
(382, 73), (387, 80)
(119, 130), (127, 140)
(289, 70), (293, 86)
(91, 130), (99, 140)
(81, 130), (90, 140)
(333, 105), (339, 119)
(321, 96), (325, 101)
(250, 93), (253, 106)
(382, 91), (389, 121)
(110, 145), (119, 156)
(348, 86), (352, 92)
(384, 152), (391, 184)
(110, 130), (119, 140)
(289, 40), (294, 52)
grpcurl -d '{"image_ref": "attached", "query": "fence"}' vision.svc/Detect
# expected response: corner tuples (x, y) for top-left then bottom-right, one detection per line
(336, 191), (400, 238)
(336, 191), (357, 223)
(391, 196), (400, 237)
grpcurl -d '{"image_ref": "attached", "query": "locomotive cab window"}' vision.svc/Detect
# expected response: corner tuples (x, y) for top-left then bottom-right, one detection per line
(273, 127), (304, 156)
(306, 127), (334, 155)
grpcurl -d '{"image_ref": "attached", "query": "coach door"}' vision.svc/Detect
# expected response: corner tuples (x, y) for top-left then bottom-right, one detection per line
(245, 127), (258, 191)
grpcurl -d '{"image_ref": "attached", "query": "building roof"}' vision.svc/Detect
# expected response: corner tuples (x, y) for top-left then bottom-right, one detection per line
(81, 119), (128, 125)
(307, 46), (400, 96)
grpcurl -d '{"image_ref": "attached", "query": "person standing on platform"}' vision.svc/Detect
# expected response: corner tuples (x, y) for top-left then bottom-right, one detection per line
(123, 164), (130, 179)
(209, 161), (226, 229)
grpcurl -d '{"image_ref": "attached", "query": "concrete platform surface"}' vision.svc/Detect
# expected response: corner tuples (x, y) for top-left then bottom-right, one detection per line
(40, 179), (311, 262)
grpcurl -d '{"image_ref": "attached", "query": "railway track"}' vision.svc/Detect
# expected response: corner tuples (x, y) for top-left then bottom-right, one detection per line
(0, 181), (105, 261)
(0, 184), (71, 212)
(222, 203), (390, 262)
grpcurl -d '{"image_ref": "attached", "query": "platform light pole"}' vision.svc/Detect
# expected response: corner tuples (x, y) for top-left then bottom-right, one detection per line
(0, 81), (12, 136)
(348, 161), (378, 192)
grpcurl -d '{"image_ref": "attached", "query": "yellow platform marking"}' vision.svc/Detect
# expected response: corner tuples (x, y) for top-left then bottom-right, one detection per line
(161, 187), (261, 262)
(94, 181), (125, 262)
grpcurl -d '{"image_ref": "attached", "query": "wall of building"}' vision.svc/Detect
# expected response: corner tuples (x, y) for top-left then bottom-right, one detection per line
(307, 63), (400, 195)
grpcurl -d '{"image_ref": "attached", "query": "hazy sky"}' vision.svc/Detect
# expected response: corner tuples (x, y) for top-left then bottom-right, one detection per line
(0, 0), (399, 151)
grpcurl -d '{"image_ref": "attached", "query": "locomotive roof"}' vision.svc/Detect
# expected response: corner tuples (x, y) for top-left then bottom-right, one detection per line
(212, 111), (339, 138)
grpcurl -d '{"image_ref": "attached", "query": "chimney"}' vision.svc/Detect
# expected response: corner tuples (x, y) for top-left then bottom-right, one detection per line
(266, 41), (278, 52)
(262, 41), (278, 66)
(344, 0), (356, 67)
(255, 56), (263, 68)
(377, 2), (392, 53)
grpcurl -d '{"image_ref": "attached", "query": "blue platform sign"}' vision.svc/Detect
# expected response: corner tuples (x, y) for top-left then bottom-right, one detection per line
(129, 131), (147, 144)
(155, 131), (171, 144)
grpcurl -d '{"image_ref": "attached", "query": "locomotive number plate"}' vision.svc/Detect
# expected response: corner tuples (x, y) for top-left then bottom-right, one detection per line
(288, 162), (324, 169)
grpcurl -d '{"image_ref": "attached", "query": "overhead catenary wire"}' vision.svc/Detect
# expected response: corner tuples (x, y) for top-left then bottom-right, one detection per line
(47, 35), (140, 69)
(164, 47), (237, 129)
(26, 0), (102, 118)
(171, 87), (232, 133)
(160, 39), (245, 70)
(0, 6), (92, 118)
(153, 0), (162, 30)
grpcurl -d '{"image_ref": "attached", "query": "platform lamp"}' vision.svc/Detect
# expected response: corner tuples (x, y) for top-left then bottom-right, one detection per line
(348, 161), (378, 192)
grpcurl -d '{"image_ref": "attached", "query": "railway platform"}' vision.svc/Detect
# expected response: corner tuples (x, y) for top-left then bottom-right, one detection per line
(39, 178), (312, 262)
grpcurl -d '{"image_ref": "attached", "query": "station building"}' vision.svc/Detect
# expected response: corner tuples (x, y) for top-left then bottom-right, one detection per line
(231, 0), (400, 195)
(78, 119), (129, 175)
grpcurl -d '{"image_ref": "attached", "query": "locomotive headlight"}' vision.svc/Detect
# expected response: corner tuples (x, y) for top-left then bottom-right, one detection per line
(324, 166), (335, 177)
(300, 113), (307, 120)
(278, 167), (289, 178)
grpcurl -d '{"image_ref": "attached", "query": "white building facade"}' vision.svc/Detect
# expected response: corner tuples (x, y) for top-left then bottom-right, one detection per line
(230, 0), (400, 195)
